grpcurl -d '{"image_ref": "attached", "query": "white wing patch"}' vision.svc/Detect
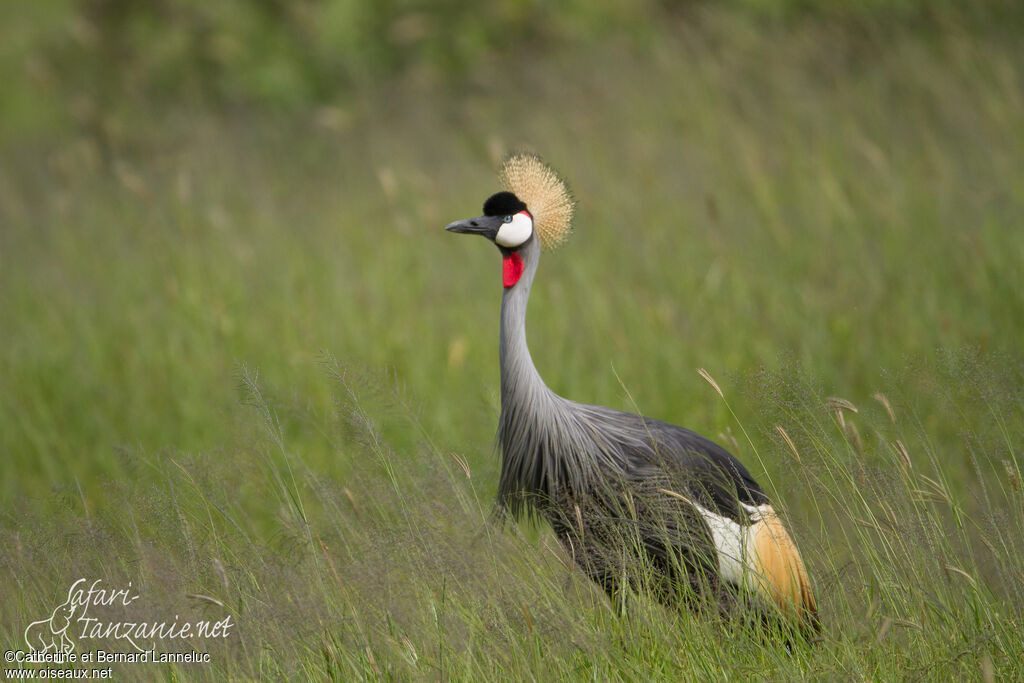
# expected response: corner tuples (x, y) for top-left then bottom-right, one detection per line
(692, 502), (773, 589)
(664, 492), (817, 626)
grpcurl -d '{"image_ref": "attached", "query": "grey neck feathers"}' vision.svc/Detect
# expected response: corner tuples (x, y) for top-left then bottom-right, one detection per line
(496, 237), (624, 518)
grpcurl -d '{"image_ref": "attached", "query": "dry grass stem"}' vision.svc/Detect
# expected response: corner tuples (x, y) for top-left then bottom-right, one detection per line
(775, 425), (801, 462)
(186, 593), (226, 608)
(944, 564), (978, 588)
(826, 397), (859, 414)
(844, 421), (864, 456)
(873, 392), (896, 423)
(697, 368), (724, 398)
(450, 451), (471, 478)
(874, 616), (893, 644)
(1003, 459), (1020, 491)
(892, 440), (912, 469)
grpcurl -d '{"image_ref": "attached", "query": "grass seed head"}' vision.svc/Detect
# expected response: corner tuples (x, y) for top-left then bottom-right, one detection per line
(776, 425), (801, 462)
(873, 392), (896, 423)
(698, 368), (724, 398)
(893, 440), (912, 470)
(1003, 459), (1020, 491)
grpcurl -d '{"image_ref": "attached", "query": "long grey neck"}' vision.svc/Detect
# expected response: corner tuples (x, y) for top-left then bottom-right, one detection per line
(496, 237), (595, 517)
(493, 238), (653, 520)
(499, 237), (550, 410)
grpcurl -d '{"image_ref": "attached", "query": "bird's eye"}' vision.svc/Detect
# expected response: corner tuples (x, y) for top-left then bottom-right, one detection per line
(503, 215), (513, 223)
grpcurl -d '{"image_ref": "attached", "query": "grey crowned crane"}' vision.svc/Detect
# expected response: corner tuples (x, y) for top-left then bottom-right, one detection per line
(445, 154), (818, 636)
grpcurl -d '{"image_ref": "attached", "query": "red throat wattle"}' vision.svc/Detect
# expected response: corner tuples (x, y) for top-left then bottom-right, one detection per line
(503, 252), (524, 288)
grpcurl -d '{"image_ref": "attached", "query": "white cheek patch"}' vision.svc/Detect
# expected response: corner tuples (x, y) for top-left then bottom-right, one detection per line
(495, 212), (533, 248)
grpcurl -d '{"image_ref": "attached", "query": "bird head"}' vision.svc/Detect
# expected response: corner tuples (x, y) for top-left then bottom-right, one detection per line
(444, 190), (534, 249)
(445, 154), (575, 288)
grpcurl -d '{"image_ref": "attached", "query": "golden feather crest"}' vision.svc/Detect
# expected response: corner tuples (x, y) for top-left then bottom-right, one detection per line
(499, 154), (575, 250)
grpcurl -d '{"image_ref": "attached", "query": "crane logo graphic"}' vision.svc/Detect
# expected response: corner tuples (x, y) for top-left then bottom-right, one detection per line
(23, 586), (79, 654)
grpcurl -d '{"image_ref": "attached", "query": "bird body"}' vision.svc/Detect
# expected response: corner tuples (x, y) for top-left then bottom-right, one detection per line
(446, 154), (817, 634)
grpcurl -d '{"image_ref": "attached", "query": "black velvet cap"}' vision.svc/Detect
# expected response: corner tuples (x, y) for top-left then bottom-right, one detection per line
(483, 191), (527, 217)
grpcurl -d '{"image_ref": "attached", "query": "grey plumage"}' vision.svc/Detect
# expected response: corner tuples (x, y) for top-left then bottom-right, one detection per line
(496, 236), (746, 516)
(446, 156), (818, 634)
(495, 234), (760, 599)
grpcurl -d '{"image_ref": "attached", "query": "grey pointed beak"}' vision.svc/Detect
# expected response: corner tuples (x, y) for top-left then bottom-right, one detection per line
(445, 215), (502, 240)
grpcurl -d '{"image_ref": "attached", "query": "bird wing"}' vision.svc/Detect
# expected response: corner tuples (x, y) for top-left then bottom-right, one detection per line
(641, 416), (769, 520)
(566, 402), (817, 630)
(569, 402), (769, 525)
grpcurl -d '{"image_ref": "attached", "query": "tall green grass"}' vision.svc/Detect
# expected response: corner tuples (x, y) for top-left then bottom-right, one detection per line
(2, 357), (1020, 679)
(2, 7), (1023, 679)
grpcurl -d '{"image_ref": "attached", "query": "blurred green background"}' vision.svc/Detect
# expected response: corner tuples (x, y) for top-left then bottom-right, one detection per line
(2, 1), (1024, 678)
(3, 0), (1021, 499)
